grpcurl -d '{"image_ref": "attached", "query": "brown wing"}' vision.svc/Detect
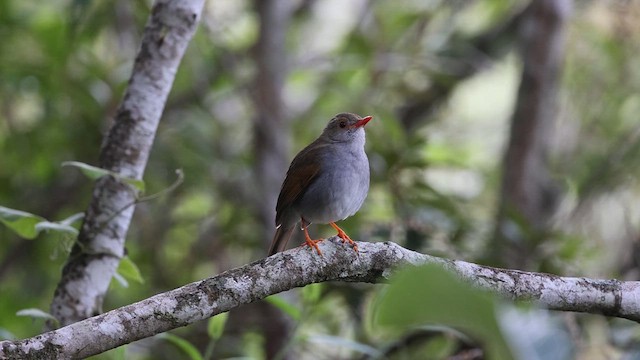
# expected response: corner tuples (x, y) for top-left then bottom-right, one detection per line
(275, 141), (328, 226)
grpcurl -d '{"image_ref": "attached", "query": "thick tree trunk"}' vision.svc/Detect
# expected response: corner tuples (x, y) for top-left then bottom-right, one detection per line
(490, 0), (572, 269)
(48, 0), (204, 327)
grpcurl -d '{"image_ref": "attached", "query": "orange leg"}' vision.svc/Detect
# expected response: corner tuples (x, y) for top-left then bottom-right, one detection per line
(301, 221), (323, 256)
(329, 222), (358, 253)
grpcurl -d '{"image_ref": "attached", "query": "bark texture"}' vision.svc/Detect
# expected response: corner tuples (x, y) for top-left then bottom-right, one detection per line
(49, 0), (205, 327)
(491, 0), (572, 268)
(4, 240), (640, 359)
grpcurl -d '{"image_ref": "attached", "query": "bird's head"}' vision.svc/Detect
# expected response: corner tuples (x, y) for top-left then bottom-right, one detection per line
(321, 113), (373, 143)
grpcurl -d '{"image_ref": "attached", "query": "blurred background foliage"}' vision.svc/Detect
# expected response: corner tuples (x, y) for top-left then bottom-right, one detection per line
(2, 0), (640, 358)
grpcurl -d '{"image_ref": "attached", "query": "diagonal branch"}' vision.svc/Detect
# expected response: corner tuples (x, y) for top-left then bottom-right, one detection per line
(3, 240), (639, 359)
(48, 0), (205, 328)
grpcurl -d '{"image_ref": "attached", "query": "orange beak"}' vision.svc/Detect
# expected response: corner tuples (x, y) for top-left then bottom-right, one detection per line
(354, 115), (373, 128)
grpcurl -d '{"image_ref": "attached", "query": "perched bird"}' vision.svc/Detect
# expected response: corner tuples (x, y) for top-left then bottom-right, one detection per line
(268, 112), (372, 256)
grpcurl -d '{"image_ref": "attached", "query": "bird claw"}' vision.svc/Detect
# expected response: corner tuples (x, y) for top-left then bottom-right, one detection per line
(301, 222), (358, 255)
(335, 230), (359, 253)
(303, 238), (323, 256)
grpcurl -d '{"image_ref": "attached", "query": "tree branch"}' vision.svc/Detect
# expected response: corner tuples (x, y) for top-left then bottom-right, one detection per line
(3, 240), (639, 359)
(48, 0), (205, 327)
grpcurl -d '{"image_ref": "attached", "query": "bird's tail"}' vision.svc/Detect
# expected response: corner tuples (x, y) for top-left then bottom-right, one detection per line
(268, 226), (295, 255)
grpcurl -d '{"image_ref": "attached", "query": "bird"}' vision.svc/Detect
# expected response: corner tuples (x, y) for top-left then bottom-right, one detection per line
(268, 112), (372, 256)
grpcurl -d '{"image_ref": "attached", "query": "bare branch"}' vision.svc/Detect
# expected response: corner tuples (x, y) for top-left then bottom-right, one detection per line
(48, 0), (205, 328)
(3, 240), (639, 359)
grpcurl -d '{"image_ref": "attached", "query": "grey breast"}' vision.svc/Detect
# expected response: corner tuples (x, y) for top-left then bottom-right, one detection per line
(296, 141), (369, 224)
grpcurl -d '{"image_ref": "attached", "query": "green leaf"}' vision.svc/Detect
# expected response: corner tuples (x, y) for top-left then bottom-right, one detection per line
(0, 206), (46, 239)
(158, 333), (203, 360)
(62, 161), (112, 180)
(0, 206), (84, 240)
(59, 212), (84, 226)
(35, 221), (79, 235)
(112, 272), (129, 288)
(117, 256), (144, 284)
(207, 313), (228, 340)
(62, 161), (145, 192)
(374, 264), (513, 359)
(16, 308), (58, 325)
(120, 176), (146, 193)
(265, 295), (301, 320)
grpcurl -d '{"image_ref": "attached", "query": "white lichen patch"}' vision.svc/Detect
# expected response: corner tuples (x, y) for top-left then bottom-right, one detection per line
(224, 276), (250, 293)
(151, 297), (179, 314)
(97, 320), (125, 339)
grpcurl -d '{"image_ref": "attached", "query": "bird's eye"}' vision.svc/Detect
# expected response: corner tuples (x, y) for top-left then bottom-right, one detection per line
(339, 121), (347, 128)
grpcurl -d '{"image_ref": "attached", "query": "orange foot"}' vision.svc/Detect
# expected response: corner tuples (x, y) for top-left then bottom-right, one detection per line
(330, 222), (358, 253)
(303, 237), (323, 255)
(302, 222), (323, 256)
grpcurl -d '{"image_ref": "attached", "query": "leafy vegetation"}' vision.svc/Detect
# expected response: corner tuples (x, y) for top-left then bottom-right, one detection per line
(2, 0), (640, 358)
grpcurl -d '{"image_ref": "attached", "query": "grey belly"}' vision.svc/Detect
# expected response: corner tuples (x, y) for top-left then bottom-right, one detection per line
(295, 164), (369, 224)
